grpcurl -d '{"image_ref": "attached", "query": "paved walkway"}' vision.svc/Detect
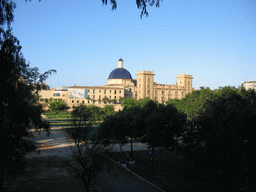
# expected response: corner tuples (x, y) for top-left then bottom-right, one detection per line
(17, 127), (162, 192)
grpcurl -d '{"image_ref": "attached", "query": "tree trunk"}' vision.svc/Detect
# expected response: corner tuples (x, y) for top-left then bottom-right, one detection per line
(119, 142), (122, 152)
(130, 137), (133, 158)
(151, 147), (154, 173)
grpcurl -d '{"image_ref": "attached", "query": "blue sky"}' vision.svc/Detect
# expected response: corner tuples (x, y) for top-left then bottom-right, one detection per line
(12, 0), (255, 90)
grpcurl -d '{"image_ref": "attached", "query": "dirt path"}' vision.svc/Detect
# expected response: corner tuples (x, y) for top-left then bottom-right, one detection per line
(7, 126), (152, 192)
(7, 128), (86, 192)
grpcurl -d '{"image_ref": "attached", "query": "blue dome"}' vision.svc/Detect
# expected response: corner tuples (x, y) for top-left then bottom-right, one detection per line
(108, 68), (132, 80)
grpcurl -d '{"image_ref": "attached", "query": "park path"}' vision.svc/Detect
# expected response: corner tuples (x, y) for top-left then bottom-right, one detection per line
(9, 122), (162, 192)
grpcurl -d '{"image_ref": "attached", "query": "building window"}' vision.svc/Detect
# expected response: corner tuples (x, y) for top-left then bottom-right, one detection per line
(114, 96), (116, 99)
(72, 100), (74, 103)
(119, 90), (121, 93)
(162, 91), (164, 94)
(93, 100), (95, 103)
(155, 90), (157, 94)
(180, 81), (182, 84)
(88, 100), (89, 103)
(82, 100), (84, 104)
(148, 84), (150, 88)
(129, 88), (131, 92)
(88, 90), (90, 93)
(104, 90), (106, 94)
(155, 97), (157, 100)
(99, 95), (101, 99)
(148, 90), (150, 94)
(93, 95), (95, 98)
(93, 90), (95, 94)
(110, 96), (111, 99)
(148, 78), (150, 82)
(114, 90), (116, 94)
(99, 90), (101, 93)
(188, 81), (190, 85)
(110, 90), (111, 93)
(139, 84), (141, 88)
(162, 97), (164, 101)
(77, 100), (79, 103)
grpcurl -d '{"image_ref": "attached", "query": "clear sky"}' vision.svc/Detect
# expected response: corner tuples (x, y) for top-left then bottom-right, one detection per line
(12, 0), (255, 90)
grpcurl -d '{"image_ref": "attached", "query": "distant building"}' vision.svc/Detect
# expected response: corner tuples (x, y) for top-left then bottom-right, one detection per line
(38, 59), (194, 111)
(241, 81), (256, 91)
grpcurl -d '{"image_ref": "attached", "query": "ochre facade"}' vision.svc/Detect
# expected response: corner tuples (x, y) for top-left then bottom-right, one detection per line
(38, 59), (193, 111)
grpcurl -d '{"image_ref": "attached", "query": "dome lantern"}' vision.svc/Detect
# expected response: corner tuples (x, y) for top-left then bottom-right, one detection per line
(118, 58), (123, 68)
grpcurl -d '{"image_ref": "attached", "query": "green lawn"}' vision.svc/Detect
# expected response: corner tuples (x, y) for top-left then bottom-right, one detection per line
(44, 114), (71, 118)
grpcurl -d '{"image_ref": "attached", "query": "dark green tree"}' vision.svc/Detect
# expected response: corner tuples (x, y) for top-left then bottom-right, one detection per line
(182, 86), (256, 191)
(0, 31), (56, 191)
(98, 113), (128, 152)
(48, 99), (69, 117)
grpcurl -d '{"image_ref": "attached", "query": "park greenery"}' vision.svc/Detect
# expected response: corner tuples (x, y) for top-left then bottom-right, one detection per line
(48, 99), (69, 117)
(42, 87), (256, 191)
(2, 0), (256, 191)
(95, 87), (256, 191)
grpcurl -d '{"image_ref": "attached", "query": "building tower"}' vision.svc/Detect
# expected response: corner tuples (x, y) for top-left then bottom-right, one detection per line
(176, 73), (193, 95)
(136, 69), (155, 100)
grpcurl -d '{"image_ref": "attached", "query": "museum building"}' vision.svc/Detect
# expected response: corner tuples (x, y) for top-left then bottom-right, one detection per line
(38, 59), (194, 111)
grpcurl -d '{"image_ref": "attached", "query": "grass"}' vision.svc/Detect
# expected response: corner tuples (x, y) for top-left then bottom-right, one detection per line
(44, 114), (71, 118)
(104, 149), (196, 192)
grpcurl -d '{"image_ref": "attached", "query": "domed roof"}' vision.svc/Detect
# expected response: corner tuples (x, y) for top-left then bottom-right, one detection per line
(108, 68), (133, 80)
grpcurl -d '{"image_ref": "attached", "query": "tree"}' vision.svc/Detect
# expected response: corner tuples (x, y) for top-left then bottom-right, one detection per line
(181, 87), (256, 191)
(0, 31), (56, 191)
(98, 113), (128, 152)
(48, 99), (69, 117)
(121, 97), (136, 109)
(67, 104), (112, 192)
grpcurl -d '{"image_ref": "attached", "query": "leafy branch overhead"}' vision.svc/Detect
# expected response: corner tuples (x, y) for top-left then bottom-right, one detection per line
(102, 0), (162, 18)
